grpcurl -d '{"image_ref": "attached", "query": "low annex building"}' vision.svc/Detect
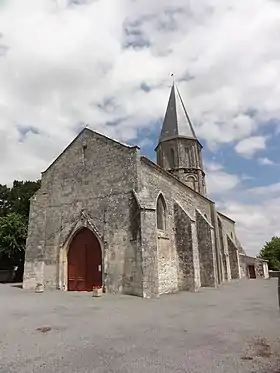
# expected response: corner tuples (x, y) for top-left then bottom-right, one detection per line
(239, 255), (269, 279)
(23, 83), (243, 297)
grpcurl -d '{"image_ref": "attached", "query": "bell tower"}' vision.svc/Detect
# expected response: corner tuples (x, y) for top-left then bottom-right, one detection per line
(156, 83), (206, 196)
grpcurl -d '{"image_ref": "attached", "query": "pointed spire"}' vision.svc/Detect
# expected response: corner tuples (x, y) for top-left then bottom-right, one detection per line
(159, 82), (197, 142)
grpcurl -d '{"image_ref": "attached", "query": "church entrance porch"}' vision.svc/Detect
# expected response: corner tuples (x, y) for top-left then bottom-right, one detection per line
(67, 228), (102, 292)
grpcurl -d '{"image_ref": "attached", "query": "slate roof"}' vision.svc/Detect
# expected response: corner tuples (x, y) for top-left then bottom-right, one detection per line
(159, 83), (197, 142)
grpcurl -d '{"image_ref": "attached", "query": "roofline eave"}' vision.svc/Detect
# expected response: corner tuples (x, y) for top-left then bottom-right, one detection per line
(155, 135), (203, 151)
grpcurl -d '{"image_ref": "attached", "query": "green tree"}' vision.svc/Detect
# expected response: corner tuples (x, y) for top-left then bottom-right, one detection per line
(0, 213), (27, 268)
(0, 184), (12, 217)
(0, 180), (40, 220)
(0, 180), (40, 278)
(9, 180), (41, 220)
(259, 236), (280, 271)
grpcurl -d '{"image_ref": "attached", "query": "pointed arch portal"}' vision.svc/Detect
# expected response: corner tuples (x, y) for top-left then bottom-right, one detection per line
(68, 228), (102, 291)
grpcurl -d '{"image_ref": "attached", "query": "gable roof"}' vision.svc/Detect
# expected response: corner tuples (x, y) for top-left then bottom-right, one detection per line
(42, 127), (139, 175)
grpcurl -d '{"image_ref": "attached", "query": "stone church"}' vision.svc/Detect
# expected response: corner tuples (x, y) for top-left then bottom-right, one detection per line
(23, 83), (242, 297)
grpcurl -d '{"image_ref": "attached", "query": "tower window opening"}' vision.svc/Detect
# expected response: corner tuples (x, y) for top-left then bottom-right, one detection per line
(170, 148), (175, 169)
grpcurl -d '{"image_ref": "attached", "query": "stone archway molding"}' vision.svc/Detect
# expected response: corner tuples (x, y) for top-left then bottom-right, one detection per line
(61, 209), (103, 248)
(58, 209), (104, 291)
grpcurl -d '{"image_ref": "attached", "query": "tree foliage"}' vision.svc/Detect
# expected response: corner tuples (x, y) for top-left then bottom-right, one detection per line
(0, 180), (40, 269)
(258, 236), (280, 271)
(0, 213), (27, 267)
(0, 180), (40, 220)
(0, 184), (12, 217)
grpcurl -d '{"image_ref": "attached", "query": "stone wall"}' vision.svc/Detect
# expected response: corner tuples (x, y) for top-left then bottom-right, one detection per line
(122, 194), (143, 296)
(140, 208), (159, 298)
(227, 236), (240, 279)
(218, 218), (228, 281)
(217, 217), (231, 282)
(210, 208), (224, 284)
(23, 129), (143, 296)
(174, 202), (196, 291)
(23, 128), (237, 297)
(254, 259), (269, 279)
(23, 193), (47, 289)
(263, 261), (269, 279)
(140, 157), (215, 292)
(140, 157), (213, 222)
(217, 212), (236, 243)
(196, 210), (217, 287)
(240, 256), (269, 280)
(156, 138), (206, 195)
(239, 254), (248, 279)
(157, 232), (178, 295)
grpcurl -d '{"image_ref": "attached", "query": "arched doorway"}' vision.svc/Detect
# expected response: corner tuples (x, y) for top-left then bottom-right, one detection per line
(68, 228), (102, 291)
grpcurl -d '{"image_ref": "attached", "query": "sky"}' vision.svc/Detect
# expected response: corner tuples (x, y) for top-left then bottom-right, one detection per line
(1, 0), (280, 257)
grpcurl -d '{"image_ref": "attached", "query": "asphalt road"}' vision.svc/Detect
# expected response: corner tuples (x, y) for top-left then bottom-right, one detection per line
(0, 279), (279, 373)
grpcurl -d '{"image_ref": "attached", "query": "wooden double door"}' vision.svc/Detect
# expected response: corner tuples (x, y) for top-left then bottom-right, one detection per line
(68, 228), (102, 291)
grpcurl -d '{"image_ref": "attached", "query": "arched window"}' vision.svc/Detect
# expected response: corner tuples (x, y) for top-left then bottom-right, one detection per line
(156, 194), (166, 230)
(170, 148), (175, 169)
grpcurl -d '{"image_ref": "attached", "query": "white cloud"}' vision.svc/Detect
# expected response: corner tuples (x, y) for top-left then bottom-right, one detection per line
(205, 162), (224, 172)
(1, 0), (280, 255)
(241, 174), (255, 181)
(138, 138), (153, 148)
(206, 169), (240, 195)
(220, 197), (280, 257)
(216, 180), (280, 256)
(205, 162), (241, 195)
(207, 165), (280, 256)
(234, 136), (266, 157)
(258, 157), (276, 165)
(249, 182), (280, 195)
(0, 0), (280, 174)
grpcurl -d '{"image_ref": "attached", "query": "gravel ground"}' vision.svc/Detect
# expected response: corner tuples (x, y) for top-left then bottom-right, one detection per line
(0, 279), (279, 373)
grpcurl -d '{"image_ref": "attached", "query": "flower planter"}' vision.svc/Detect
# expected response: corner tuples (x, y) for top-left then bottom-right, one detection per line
(35, 283), (44, 293)
(92, 287), (102, 297)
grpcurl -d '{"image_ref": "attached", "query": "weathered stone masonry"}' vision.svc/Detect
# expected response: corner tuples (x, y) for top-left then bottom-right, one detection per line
(24, 130), (143, 295)
(196, 210), (216, 287)
(23, 82), (244, 298)
(174, 202), (196, 291)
